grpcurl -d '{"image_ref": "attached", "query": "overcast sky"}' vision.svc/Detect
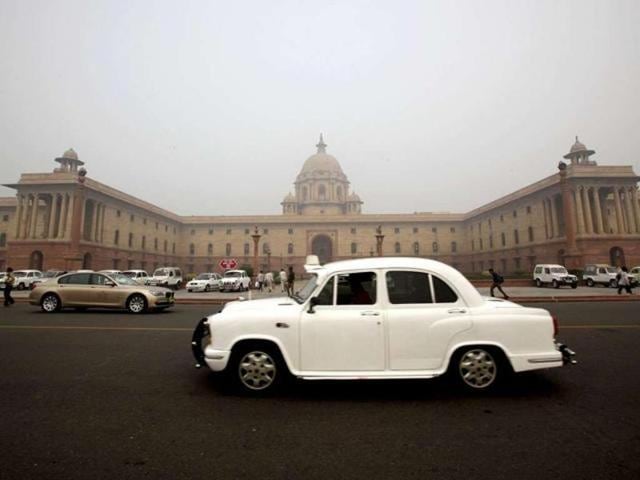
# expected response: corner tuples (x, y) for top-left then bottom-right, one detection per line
(1, 0), (639, 216)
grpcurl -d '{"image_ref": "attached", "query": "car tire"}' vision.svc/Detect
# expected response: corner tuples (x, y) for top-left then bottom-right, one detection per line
(41, 293), (61, 313)
(227, 343), (287, 395)
(126, 294), (147, 314)
(17, 283), (25, 291)
(571, 283), (578, 289)
(552, 280), (559, 289)
(609, 279), (618, 288)
(204, 284), (211, 292)
(187, 289), (192, 293)
(586, 278), (594, 287)
(535, 278), (542, 288)
(450, 346), (507, 391)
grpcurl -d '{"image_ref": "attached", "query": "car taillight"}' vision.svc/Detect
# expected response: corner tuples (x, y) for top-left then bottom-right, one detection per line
(552, 315), (559, 337)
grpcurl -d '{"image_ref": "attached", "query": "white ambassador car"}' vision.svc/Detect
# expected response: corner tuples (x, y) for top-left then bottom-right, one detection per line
(187, 273), (222, 292)
(219, 270), (251, 292)
(192, 256), (575, 394)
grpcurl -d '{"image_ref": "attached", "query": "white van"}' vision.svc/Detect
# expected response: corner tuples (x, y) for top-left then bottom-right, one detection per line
(122, 270), (149, 285)
(533, 264), (578, 289)
(583, 264), (618, 288)
(147, 267), (183, 289)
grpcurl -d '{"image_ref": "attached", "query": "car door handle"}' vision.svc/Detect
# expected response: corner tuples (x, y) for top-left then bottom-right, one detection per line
(275, 322), (289, 328)
(447, 308), (467, 314)
(361, 311), (380, 316)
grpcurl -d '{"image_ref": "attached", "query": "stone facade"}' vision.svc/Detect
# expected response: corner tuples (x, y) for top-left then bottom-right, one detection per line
(1, 137), (639, 275)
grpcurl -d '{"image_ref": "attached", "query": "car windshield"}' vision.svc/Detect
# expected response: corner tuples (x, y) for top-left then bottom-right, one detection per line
(606, 267), (617, 273)
(14, 272), (27, 277)
(292, 275), (318, 304)
(196, 274), (211, 280)
(43, 271), (58, 278)
(551, 268), (568, 274)
(122, 271), (136, 277)
(224, 272), (242, 278)
(153, 269), (169, 276)
(112, 274), (139, 286)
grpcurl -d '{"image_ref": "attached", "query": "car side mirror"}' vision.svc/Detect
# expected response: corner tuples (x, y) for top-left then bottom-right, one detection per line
(105, 280), (116, 287)
(308, 296), (319, 314)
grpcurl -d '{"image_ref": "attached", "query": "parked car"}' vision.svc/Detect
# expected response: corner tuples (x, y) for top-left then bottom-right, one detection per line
(0, 269), (42, 290)
(98, 269), (122, 277)
(219, 270), (251, 292)
(30, 270), (67, 289)
(187, 273), (222, 292)
(629, 266), (640, 286)
(191, 256), (576, 394)
(533, 264), (578, 289)
(122, 270), (149, 285)
(146, 267), (183, 289)
(29, 272), (175, 313)
(583, 264), (619, 287)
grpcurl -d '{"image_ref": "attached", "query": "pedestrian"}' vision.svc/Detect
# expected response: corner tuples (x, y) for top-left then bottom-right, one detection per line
(264, 271), (274, 293)
(257, 270), (265, 291)
(617, 266), (633, 295)
(4, 267), (16, 307)
(279, 268), (287, 293)
(489, 268), (509, 299)
(286, 266), (295, 297)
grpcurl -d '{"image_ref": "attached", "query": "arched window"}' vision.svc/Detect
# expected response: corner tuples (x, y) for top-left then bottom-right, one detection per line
(451, 241), (457, 253)
(141, 236), (146, 249)
(0, 233), (6, 247)
(163, 240), (167, 252)
(351, 242), (357, 254)
(154, 238), (158, 250)
(528, 226), (534, 242)
(114, 229), (120, 245)
(128, 232), (133, 247)
(318, 184), (326, 200)
(288, 243), (294, 255)
(226, 243), (232, 256)
(207, 243), (213, 255)
(244, 243), (250, 255)
(413, 242), (419, 255)
(189, 243), (195, 255)
(262, 242), (270, 254)
(432, 242), (439, 253)
(394, 242), (401, 254)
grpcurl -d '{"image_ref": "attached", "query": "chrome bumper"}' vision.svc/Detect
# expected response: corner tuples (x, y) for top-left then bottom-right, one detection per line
(556, 341), (577, 365)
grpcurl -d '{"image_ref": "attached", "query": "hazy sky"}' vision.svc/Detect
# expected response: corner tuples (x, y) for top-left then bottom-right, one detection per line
(1, 0), (639, 216)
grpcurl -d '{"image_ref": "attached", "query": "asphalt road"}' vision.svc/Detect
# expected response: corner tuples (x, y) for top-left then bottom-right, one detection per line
(1, 302), (639, 479)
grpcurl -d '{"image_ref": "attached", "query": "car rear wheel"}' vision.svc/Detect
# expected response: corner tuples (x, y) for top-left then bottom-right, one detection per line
(204, 284), (211, 292)
(126, 294), (147, 314)
(41, 293), (61, 313)
(228, 344), (285, 395)
(586, 278), (594, 287)
(571, 283), (577, 289)
(535, 278), (542, 288)
(609, 279), (618, 288)
(451, 347), (504, 391)
(17, 283), (25, 291)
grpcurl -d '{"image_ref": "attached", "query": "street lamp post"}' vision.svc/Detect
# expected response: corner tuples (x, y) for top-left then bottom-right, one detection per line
(251, 225), (261, 283)
(375, 224), (385, 256)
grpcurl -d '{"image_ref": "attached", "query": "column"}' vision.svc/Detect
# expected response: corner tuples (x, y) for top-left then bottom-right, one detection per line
(542, 199), (549, 239)
(29, 193), (40, 239)
(48, 194), (58, 239)
(632, 188), (640, 233)
(550, 196), (560, 237)
(100, 204), (106, 243)
(593, 187), (604, 234)
(14, 195), (24, 239)
(64, 194), (74, 240)
(22, 195), (32, 238)
(613, 187), (624, 234)
(582, 186), (593, 234)
(624, 187), (637, 233)
(91, 202), (100, 242)
(574, 188), (585, 234)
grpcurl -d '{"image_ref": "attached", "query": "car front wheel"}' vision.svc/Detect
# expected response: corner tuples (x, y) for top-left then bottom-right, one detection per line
(452, 347), (504, 391)
(41, 293), (61, 313)
(552, 280), (559, 289)
(535, 278), (542, 288)
(126, 294), (147, 314)
(586, 278), (594, 287)
(228, 345), (285, 395)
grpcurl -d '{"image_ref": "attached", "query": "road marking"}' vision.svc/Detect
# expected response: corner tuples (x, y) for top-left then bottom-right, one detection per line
(0, 325), (193, 332)
(561, 325), (640, 329)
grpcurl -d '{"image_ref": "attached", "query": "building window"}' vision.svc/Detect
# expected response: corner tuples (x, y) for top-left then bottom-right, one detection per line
(413, 227), (418, 234)
(394, 242), (401, 254)
(189, 243), (195, 255)
(263, 228), (269, 234)
(489, 235), (493, 249)
(141, 236), (146, 249)
(513, 210), (517, 218)
(225, 243), (231, 256)
(488, 219), (492, 229)
(514, 229), (520, 245)
(226, 229), (232, 235)
(288, 243), (294, 255)
(128, 233), (133, 248)
(116, 210), (121, 217)
(526, 206), (532, 214)
(0, 233), (6, 247)
(432, 242), (439, 253)
(114, 230), (120, 245)
(164, 240), (167, 252)
(514, 257), (521, 271)
(288, 228), (294, 235)
(155, 222), (159, 230)
(3, 215), (9, 222)
(351, 242), (357, 254)
(471, 239), (475, 251)
(413, 242), (419, 255)
(154, 238), (158, 250)
(501, 232), (506, 247)
(394, 228), (400, 234)
(172, 243), (175, 254)
(501, 258), (507, 272)
(165, 225), (168, 232)
(451, 241), (457, 253)
(350, 228), (356, 234)
(450, 227), (456, 233)
(479, 238), (483, 250)
(528, 226), (534, 242)
(244, 243), (250, 255)
(208, 243), (213, 255)
(262, 242), (270, 254)
(500, 214), (504, 222)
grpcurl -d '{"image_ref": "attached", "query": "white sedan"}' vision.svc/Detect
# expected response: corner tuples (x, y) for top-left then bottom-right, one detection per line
(192, 256), (575, 394)
(187, 273), (222, 292)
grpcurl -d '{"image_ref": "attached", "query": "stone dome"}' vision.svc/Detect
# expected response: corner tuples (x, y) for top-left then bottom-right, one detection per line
(348, 192), (361, 201)
(62, 148), (79, 160)
(297, 134), (346, 179)
(569, 138), (587, 153)
(282, 192), (296, 202)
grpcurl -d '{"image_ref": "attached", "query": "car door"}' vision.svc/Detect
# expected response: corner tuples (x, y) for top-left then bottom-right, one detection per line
(300, 271), (385, 372)
(385, 270), (472, 371)
(90, 273), (118, 306)
(57, 273), (93, 306)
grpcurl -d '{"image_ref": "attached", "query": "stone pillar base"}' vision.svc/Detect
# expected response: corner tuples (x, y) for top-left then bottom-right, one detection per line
(561, 252), (584, 270)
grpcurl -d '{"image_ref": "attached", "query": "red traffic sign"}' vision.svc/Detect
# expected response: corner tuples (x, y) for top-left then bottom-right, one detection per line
(219, 258), (238, 270)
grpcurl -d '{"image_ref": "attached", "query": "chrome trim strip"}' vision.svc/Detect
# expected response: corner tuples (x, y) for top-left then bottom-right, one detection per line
(528, 357), (562, 364)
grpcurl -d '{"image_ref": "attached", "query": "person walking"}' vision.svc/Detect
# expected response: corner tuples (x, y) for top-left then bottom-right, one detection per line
(489, 268), (509, 299)
(286, 266), (295, 297)
(279, 268), (287, 293)
(264, 271), (274, 293)
(257, 270), (265, 292)
(4, 267), (16, 307)
(617, 266), (633, 295)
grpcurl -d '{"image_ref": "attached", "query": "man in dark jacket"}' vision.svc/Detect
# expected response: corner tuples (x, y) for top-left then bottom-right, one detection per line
(489, 268), (509, 299)
(4, 267), (16, 307)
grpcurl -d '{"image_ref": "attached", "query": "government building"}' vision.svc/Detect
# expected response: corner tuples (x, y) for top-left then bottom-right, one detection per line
(1, 136), (639, 276)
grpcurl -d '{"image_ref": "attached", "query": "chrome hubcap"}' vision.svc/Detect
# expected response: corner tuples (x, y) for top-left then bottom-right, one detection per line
(129, 296), (145, 313)
(238, 351), (276, 390)
(42, 296), (58, 312)
(459, 349), (497, 389)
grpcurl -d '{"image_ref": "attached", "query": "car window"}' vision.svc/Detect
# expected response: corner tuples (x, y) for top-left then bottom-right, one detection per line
(544, 268), (550, 274)
(432, 275), (458, 303)
(91, 274), (112, 285)
(315, 277), (334, 305)
(386, 271), (432, 304)
(59, 273), (91, 285)
(336, 272), (376, 305)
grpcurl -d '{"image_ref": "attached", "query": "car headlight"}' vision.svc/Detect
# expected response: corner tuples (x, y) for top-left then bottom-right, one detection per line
(150, 290), (166, 297)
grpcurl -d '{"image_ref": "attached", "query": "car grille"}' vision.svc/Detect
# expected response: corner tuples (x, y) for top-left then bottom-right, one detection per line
(165, 292), (174, 299)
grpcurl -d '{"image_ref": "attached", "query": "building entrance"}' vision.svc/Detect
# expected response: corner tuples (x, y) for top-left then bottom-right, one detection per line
(311, 235), (333, 265)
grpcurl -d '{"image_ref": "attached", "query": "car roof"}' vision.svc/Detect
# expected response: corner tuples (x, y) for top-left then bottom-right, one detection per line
(225, 269), (245, 274)
(536, 264), (565, 268)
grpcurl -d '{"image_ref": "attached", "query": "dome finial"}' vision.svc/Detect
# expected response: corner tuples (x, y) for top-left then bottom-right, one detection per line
(316, 133), (327, 153)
